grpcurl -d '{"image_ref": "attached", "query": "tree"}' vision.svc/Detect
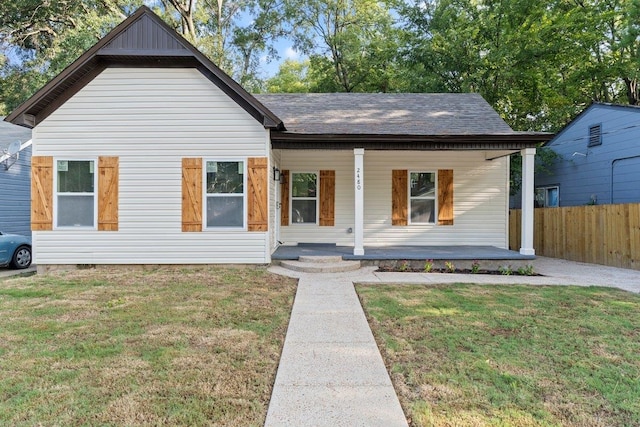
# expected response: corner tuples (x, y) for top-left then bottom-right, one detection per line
(265, 59), (311, 93)
(0, 0), (289, 113)
(287, 0), (402, 93)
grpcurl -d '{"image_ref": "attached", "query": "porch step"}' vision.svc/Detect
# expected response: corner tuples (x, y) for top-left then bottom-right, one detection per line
(298, 255), (344, 263)
(280, 256), (361, 273)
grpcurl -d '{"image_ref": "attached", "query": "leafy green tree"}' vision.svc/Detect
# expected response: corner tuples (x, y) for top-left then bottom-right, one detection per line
(265, 59), (311, 93)
(288, 0), (402, 92)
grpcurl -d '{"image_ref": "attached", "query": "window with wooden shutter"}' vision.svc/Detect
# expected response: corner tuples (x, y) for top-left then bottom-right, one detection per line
(319, 170), (335, 226)
(409, 172), (436, 224)
(56, 160), (96, 228)
(280, 170), (289, 226)
(247, 157), (268, 231)
(438, 169), (454, 225)
(31, 156), (53, 231)
(392, 170), (408, 226)
(182, 158), (202, 232)
(98, 157), (119, 231)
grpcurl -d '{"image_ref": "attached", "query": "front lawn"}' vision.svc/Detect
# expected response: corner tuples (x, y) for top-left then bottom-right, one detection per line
(0, 266), (297, 426)
(357, 284), (640, 427)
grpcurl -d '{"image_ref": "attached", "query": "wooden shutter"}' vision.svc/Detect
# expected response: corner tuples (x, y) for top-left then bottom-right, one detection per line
(31, 156), (53, 231)
(182, 158), (202, 232)
(319, 170), (335, 226)
(392, 170), (408, 226)
(248, 157), (268, 231)
(98, 156), (119, 231)
(280, 170), (289, 226)
(438, 169), (454, 225)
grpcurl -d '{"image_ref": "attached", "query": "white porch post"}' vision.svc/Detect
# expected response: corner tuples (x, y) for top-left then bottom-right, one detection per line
(520, 147), (536, 256)
(354, 148), (365, 256)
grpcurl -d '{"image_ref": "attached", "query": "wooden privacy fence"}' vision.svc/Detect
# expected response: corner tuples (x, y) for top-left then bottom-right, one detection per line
(509, 204), (640, 270)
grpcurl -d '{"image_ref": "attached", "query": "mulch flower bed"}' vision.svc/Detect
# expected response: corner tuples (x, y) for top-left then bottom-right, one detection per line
(375, 266), (542, 276)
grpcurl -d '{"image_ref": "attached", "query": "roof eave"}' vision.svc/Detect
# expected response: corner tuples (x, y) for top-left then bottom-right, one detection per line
(270, 132), (554, 150)
(4, 6), (284, 130)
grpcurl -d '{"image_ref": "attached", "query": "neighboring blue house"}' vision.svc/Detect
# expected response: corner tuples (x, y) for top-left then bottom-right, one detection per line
(0, 118), (32, 236)
(513, 103), (640, 208)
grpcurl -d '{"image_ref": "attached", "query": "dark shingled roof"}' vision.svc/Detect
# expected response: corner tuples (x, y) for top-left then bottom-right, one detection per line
(255, 93), (515, 135)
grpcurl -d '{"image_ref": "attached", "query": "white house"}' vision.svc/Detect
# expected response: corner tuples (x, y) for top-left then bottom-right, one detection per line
(5, 6), (550, 269)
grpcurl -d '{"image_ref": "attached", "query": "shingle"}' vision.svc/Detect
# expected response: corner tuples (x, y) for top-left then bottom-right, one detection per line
(254, 93), (515, 135)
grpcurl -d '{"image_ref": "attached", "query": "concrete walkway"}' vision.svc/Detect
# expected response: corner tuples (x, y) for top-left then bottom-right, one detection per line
(264, 268), (409, 427)
(265, 257), (640, 426)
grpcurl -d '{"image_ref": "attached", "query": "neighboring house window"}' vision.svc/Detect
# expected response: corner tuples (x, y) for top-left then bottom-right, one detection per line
(409, 171), (436, 223)
(291, 172), (318, 224)
(56, 160), (96, 227)
(588, 124), (602, 147)
(535, 186), (559, 207)
(206, 161), (245, 228)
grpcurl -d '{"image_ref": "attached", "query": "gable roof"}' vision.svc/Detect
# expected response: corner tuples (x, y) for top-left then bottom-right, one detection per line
(548, 102), (640, 146)
(4, 6), (283, 130)
(256, 93), (552, 150)
(4, 6), (552, 150)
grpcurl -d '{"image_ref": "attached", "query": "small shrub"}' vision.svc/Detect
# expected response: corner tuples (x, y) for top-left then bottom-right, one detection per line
(517, 265), (535, 276)
(471, 260), (480, 274)
(424, 259), (434, 273)
(399, 260), (410, 272)
(499, 265), (512, 276)
(445, 261), (456, 273)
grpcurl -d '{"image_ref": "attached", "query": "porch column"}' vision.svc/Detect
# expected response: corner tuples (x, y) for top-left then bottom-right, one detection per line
(354, 148), (365, 256)
(520, 147), (536, 256)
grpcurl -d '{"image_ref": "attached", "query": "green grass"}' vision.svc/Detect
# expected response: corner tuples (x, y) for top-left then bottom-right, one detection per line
(0, 266), (297, 426)
(357, 284), (640, 427)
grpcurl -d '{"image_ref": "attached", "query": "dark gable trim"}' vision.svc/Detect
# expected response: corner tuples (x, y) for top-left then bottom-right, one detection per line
(270, 132), (554, 150)
(5, 6), (283, 130)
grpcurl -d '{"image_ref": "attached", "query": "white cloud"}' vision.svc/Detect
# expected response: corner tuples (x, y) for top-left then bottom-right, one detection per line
(284, 46), (299, 59)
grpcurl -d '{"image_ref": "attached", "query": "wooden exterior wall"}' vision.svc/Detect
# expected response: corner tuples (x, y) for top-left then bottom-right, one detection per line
(31, 67), (271, 265)
(509, 204), (640, 270)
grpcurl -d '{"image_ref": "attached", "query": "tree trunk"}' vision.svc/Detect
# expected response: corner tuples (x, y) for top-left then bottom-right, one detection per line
(624, 77), (639, 105)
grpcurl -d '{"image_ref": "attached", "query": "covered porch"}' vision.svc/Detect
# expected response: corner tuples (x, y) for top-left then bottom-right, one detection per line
(272, 243), (534, 262)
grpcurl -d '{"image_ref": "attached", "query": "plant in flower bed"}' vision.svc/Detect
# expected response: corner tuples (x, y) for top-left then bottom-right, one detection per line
(471, 260), (481, 274)
(377, 261), (539, 276)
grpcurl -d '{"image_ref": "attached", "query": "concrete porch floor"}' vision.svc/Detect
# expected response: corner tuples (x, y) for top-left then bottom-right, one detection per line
(271, 244), (534, 261)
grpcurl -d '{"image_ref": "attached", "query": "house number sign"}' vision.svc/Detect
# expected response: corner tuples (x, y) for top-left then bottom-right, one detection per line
(356, 167), (362, 190)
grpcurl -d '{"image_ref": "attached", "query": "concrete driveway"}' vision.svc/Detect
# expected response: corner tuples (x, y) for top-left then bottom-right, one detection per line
(0, 266), (37, 279)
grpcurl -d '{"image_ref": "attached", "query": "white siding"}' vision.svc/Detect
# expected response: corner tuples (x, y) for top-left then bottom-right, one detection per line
(279, 150), (356, 245)
(279, 150), (509, 248)
(33, 68), (271, 264)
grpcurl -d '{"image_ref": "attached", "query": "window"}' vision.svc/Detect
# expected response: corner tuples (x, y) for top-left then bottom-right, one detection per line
(291, 172), (317, 224)
(56, 160), (96, 227)
(588, 124), (602, 147)
(535, 186), (559, 207)
(206, 161), (245, 228)
(410, 172), (436, 223)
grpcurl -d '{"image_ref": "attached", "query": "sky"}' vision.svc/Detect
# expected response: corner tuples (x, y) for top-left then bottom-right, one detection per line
(260, 44), (302, 78)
